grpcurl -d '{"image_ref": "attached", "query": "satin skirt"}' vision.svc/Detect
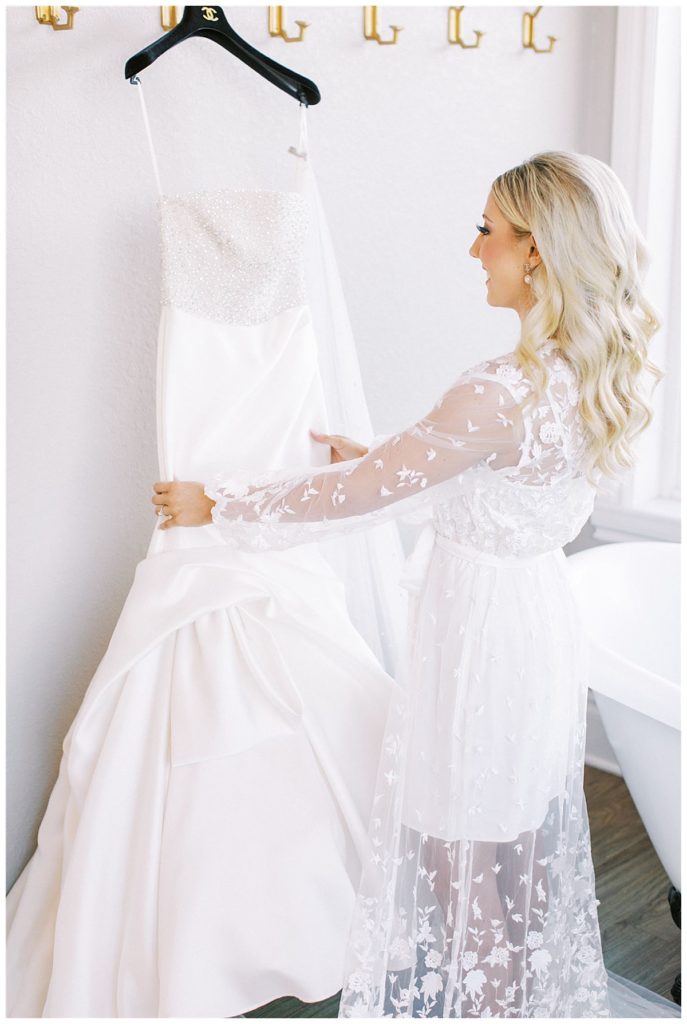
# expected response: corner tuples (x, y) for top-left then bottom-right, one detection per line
(6, 539), (393, 1018)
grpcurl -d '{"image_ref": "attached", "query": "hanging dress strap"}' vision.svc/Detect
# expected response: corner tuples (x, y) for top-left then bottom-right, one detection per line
(133, 75), (306, 198)
(288, 101), (310, 192)
(297, 101), (308, 160)
(129, 75), (163, 198)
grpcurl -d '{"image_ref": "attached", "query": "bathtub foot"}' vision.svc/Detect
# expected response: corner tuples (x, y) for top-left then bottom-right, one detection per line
(668, 885), (680, 928)
(667, 885), (680, 1005)
(671, 973), (680, 1005)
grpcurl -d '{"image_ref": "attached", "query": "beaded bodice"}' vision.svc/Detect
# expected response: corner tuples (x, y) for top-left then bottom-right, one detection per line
(158, 189), (307, 325)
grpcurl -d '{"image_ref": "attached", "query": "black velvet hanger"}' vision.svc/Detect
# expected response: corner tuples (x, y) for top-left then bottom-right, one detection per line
(124, 5), (320, 106)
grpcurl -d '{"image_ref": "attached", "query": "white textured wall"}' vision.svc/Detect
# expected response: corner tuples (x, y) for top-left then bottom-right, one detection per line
(7, 5), (617, 886)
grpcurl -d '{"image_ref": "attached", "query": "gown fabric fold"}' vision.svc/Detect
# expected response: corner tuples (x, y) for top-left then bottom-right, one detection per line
(6, 93), (403, 1018)
(206, 344), (680, 1019)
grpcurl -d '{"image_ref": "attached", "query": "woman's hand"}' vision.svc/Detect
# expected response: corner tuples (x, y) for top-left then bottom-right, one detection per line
(152, 481), (215, 529)
(310, 430), (368, 463)
(152, 431), (368, 530)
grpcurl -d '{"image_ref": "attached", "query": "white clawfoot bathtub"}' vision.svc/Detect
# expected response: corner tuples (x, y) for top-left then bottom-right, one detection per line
(566, 540), (681, 891)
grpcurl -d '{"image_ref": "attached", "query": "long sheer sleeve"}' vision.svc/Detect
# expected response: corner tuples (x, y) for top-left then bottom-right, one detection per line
(203, 368), (528, 552)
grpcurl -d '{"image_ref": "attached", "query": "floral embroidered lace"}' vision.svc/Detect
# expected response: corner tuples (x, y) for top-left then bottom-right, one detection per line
(204, 343), (597, 559)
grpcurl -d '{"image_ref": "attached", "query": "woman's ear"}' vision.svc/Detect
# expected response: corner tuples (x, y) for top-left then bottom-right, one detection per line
(529, 236), (542, 268)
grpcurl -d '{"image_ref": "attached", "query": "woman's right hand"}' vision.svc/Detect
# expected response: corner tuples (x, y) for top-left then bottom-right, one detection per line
(310, 430), (369, 463)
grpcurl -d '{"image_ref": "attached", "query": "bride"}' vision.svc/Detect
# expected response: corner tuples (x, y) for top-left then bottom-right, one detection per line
(155, 151), (670, 1017)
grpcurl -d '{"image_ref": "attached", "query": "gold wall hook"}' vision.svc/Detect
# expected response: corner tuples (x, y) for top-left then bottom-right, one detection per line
(34, 6), (79, 30)
(363, 6), (403, 46)
(522, 6), (557, 54)
(268, 7), (310, 42)
(448, 7), (484, 49)
(160, 6), (178, 31)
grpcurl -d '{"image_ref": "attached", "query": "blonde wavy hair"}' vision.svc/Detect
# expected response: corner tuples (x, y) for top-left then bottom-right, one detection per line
(491, 151), (662, 484)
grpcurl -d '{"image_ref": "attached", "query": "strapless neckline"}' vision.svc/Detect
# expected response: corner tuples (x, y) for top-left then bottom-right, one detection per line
(158, 186), (304, 206)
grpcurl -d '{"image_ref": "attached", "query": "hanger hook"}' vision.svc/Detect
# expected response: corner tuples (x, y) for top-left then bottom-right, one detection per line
(160, 6), (178, 32)
(35, 6), (79, 30)
(268, 6), (310, 43)
(363, 6), (403, 46)
(522, 6), (557, 54)
(448, 6), (484, 49)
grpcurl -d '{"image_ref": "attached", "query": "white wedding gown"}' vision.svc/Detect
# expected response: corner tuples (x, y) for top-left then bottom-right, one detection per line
(6, 91), (403, 1018)
(204, 344), (681, 1019)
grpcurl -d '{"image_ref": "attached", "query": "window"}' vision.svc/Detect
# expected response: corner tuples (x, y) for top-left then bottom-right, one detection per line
(591, 6), (681, 543)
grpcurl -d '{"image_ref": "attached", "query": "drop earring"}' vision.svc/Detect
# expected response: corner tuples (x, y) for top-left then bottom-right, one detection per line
(523, 263), (533, 285)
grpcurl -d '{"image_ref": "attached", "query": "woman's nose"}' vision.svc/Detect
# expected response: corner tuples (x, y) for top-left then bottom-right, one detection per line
(469, 236), (480, 259)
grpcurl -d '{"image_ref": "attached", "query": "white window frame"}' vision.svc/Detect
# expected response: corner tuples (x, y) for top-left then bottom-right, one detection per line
(591, 6), (681, 544)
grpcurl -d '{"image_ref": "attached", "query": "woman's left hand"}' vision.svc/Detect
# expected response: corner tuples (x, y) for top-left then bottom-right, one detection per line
(152, 481), (215, 529)
(310, 430), (368, 463)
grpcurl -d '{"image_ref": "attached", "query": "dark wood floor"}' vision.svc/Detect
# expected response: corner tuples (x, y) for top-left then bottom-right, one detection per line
(584, 764), (680, 1001)
(244, 766), (680, 1017)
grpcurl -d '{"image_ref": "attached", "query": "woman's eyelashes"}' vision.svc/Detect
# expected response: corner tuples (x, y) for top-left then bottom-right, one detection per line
(476, 223), (490, 236)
